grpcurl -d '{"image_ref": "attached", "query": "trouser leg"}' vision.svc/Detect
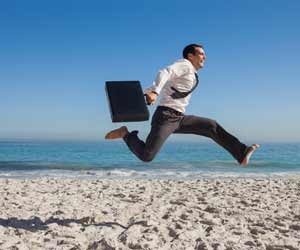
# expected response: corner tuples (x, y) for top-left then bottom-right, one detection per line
(174, 115), (247, 163)
(123, 108), (182, 162)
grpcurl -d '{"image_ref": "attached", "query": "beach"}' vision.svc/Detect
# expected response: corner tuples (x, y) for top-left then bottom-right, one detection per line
(0, 177), (300, 250)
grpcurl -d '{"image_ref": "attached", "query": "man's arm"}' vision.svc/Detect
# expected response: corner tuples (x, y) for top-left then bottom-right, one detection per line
(144, 66), (175, 105)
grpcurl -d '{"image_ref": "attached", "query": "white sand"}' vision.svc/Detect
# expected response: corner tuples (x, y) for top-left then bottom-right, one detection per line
(0, 177), (300, 250)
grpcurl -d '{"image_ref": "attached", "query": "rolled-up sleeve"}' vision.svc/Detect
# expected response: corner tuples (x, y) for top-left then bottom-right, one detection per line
(145, 66), (175, 95)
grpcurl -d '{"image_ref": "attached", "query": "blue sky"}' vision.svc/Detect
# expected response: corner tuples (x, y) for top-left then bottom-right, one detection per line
(0, 0), (299, 142)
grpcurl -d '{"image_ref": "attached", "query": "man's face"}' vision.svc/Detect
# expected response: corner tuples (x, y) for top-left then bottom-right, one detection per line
(188, 47), (206, 70)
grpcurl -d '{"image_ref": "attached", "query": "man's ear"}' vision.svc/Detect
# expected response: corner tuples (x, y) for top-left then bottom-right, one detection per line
(187, 52), (194, 60)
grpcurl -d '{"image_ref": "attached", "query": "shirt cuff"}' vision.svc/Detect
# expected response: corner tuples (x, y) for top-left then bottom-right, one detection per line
(145, 87), (160, 95)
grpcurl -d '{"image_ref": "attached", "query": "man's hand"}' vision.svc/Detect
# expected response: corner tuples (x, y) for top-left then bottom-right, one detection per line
(145, 91), (158, 105)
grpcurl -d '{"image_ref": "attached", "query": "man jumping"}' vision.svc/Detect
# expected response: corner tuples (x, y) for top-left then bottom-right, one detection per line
(105, 43), (259, 165)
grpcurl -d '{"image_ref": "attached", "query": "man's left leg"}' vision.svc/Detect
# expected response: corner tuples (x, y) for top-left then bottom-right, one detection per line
(174, 115), (259, 165)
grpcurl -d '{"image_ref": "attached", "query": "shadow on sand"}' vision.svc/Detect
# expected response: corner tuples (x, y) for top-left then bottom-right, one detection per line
(0, 216), (148, 232)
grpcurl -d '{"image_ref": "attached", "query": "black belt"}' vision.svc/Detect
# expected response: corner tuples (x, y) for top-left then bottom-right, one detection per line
(157, 106), (183, 116)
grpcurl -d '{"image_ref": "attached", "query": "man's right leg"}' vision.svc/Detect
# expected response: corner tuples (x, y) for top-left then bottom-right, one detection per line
(105, 108), (182, 162)
(123, 122), (175, 162)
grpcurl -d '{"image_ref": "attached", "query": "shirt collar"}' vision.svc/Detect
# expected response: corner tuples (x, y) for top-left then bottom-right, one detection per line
(182, 58), (197, 73)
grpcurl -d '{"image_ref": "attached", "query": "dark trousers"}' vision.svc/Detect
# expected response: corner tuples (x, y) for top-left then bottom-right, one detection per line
(123, 106), (247, 163)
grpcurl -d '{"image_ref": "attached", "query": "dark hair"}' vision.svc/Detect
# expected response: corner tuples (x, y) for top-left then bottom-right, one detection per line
(182, 44), (203, 59)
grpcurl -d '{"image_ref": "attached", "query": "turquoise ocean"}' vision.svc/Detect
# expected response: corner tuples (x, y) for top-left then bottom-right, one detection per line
(0, 141), (299, 179)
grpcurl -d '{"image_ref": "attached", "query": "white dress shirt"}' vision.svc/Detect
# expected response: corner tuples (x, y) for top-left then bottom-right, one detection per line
(146, 59), (198, 113)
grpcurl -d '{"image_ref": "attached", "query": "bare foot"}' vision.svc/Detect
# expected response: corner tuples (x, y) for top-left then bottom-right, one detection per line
(105, 126), (129, 139)
(240, 144), (260, 166)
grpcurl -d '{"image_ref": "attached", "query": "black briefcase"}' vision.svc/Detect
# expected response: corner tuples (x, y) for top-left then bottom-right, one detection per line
(105, 81), (150, 122)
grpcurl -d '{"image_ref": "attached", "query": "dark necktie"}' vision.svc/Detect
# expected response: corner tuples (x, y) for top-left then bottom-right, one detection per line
(170, 73), (199, 99)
